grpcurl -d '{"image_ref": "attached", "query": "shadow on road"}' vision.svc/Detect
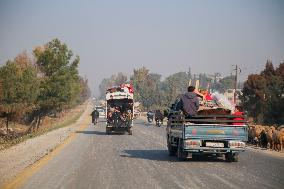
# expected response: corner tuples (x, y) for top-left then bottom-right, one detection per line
(121, 150), (227, 162)
(76, 130), (130, 135)
(76, 130), (106, 135)
(134, 121), (147, 125)
(120, 149), (177, 162)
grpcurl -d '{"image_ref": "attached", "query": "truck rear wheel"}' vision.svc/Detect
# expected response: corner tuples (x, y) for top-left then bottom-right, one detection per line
(177, 140), (187, 161)
(167, 142), (177, 156)
(225, 153), (239, 162)
(106, 127), (111, 135)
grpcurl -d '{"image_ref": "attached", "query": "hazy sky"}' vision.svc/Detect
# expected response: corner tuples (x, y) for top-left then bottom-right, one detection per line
(0, 0), (284, 95)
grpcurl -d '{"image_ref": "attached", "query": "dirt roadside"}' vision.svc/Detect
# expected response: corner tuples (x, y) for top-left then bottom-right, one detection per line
(0, 100), (93, 185)
(246, 145), (284, 158)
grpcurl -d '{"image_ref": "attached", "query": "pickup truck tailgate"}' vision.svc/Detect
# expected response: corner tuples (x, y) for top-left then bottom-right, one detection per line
(184, 124), (248, 141)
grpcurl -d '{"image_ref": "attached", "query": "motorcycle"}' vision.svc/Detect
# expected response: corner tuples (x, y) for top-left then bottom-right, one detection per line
(92, 117), (98, 125)
(147, 116), (153, 123)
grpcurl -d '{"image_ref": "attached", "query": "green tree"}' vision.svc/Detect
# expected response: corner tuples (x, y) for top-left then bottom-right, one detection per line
(32, 39), (81, 129)
(131, 67), (164, 110)
(163, 72), (190, 106)
(0, 52), (39, 131)
(211, 75), (235, 93)
(99, 72), (128, 99)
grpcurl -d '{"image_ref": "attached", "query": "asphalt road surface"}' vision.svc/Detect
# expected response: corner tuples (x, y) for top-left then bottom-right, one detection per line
(20, 118), (284, 189)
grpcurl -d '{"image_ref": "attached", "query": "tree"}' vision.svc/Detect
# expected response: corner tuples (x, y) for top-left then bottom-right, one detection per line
(131, 67), (165, 110)
(99, 72), (128, 99)
(0, 52), (39, 131)
(198, 73), (212, 89)
(78, 77), (91, 104)
(113, 72), (128, 86)
(242, 61), (284, 124)
(32, 39), (81, 129)
(163, 72), (190, 106)
(211, 75), (235, 93)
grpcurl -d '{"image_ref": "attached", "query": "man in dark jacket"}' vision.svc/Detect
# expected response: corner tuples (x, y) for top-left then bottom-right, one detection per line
(176, 86), (199, 117)
(155, 110), (164, 125)
(91, 109), (100, 125)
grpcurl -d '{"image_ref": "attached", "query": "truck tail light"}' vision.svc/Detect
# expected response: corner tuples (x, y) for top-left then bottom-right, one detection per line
(228, 141), (245, 148)
(185, 140), (201, 148)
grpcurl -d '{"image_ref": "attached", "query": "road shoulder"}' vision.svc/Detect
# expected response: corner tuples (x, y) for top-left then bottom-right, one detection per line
(246, 145), (284, 159)
(0, 101), (92, 185)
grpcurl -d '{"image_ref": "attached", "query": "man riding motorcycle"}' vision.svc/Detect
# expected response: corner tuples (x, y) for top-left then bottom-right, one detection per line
(154, 110), (164, 127)
(146, 110), (154, 123)
(91, 108), (100, 125)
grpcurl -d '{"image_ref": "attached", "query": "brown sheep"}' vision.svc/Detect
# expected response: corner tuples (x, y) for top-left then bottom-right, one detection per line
(278, 131), (284, 151)
(277, 126), (284, 151)
(249, 125), (265, 146)
(278, 126), (284, 132)
(248, 125), (258, 144)
(266, 126), (276, 150)
(272, 130), (279, 151)
(272, 129), (284, 151)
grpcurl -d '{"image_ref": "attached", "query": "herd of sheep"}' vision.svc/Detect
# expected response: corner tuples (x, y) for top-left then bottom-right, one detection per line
(248, 125), (284, 151)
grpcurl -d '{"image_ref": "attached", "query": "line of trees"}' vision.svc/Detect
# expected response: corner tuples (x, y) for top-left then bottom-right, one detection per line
(98, 67), (235, 110)
(0, 39), (91, 132)
(242, 61), (284, 125)
(99, 61), (283, 125)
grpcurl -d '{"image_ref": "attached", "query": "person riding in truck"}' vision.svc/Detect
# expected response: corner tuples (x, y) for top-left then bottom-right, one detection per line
(176, 86), (199, 118)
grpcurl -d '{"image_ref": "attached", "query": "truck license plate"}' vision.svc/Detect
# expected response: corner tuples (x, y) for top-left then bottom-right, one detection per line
(206, 142), (224, 148)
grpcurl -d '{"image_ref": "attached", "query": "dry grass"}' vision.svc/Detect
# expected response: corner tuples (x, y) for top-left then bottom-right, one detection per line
(0, 102), (86, 150)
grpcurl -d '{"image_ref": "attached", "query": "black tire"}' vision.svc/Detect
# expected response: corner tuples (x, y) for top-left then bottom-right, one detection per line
(177, 140), (187, 161)
(192, 153), (199, 160)
(167, 142), (177, 156)
(106, 127), (111, 135)
(225, 153), (239, 162)
(167, 136), (177, 156)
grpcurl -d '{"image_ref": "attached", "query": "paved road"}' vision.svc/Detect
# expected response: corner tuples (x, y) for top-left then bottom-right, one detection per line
(20, 118), (284, 189)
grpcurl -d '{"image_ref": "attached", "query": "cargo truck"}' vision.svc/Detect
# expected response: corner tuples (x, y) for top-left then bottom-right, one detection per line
(105, 84), (134, 135)
(166, 111), (248, 162)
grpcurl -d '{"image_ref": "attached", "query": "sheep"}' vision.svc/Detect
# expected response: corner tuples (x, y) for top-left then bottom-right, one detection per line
(278, 131), (284, 151)
(272, 129), (284, 151)
(259, 130), (268, 148)
(249, 125), (265, 147)
(266, 126), (275, 150)
(276, 126), (284, 151)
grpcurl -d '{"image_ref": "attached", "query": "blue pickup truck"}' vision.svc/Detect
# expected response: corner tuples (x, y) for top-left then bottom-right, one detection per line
(166, 112), (248, 162)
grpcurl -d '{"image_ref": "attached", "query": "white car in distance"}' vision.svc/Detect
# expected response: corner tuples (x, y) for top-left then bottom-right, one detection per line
(95, 106), (106, 118)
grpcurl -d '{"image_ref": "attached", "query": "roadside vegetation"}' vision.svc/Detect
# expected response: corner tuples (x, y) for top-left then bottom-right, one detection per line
(99, 61), (284, 126)
(242, 61), (284, 125)
(99, 67), (237, 110)
(0, 39), (91, 148)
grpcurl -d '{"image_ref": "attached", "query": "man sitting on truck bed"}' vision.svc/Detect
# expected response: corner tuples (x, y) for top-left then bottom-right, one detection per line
(176, 86), (199, 117)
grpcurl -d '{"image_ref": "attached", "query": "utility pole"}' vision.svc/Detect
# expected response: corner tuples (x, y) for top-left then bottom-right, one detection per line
(232, 65), (241, 105)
